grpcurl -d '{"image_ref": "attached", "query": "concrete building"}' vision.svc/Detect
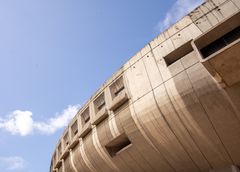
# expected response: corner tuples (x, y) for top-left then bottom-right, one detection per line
(50, 0), (240, 171)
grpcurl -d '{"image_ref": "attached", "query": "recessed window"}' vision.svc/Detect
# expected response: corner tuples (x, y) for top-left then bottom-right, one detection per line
(105, 133), (132, 157)
(94, 93), (105, 113)
(164, 41), (193, 66)
(58, 165), (63, 172)
(63, 131), (69, 147)
(110, 76), (125, 99)
(200, 26), (240, 58)
(53, 152), (56, 165)
(58, 143), (62, 158)
(71, 120), (78, 137)
(81, 108), (90, 125)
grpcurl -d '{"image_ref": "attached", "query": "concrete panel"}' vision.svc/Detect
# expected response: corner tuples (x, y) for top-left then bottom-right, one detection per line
(133, 91), (199, 172)
(96, 117), (132, 172)
(158, 39), (175, 57)
(64, 155), (75, 172)
(187, 63), (240, 165)
(140, 44), (151, 56)
(154, 82), (210, 172)
(142, 51), (163, 89)
(115, 102), (174, 172)
(181, 51), (199, 69)
(189, 1), (216, 21)
(124, 59), (152, 102)
(152, 45), (185, 82)
(83, 136), (107, 172)
(171, 24), (202, 48)
(224, 82), (240, 120)
(231, 0), (240, 8)
(167, 16), (193, 37)
(71, 143), (92, 172)
(150, 32), (168, 49)
(205, 12), (220, 27)
(194, 16), (213, 33)
(128, 52), (142, 66)
(212, 0), (227, 5)
(211, 1), (239, 23)
(162, 70), (232, 168)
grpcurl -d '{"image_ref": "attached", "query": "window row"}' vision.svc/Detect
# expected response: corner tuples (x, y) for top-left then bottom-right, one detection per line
(52, 76), (129, 166)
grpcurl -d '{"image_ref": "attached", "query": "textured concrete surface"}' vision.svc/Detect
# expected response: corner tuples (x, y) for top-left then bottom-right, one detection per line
(50, 0), (240, 171)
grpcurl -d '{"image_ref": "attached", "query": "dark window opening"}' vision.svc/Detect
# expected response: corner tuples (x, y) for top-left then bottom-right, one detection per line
(81, 108), (90, 124)
(105, 133), (132, 157)
(94, 93), (105, 113)
(58, 143), (62, 157)
(71, 120), (78, 137)
(53, 152), (56, 164)
(164, 41), (193, 66)
(201, 26), (240, 58)
(63, 132), (69, 147)
(58, 165), (63, 172)
(110, 76), (125, 99)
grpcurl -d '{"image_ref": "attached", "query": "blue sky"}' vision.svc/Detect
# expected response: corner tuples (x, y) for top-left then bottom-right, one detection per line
(0, 0), (203, 171)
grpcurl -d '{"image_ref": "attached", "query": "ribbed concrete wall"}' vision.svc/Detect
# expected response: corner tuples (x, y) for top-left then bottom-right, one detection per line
(50, 0), (240, 171)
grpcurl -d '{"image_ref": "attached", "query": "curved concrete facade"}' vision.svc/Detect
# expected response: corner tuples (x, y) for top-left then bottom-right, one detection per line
(50, 0), (240, 171)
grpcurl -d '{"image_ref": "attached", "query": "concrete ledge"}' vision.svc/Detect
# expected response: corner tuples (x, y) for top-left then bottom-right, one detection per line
(109, 91), (129, 111)
(60, 149), (69, 160)
(79, 122), (92, 138)
(91, 107), (108, 125)
(69, 138), (79, 149)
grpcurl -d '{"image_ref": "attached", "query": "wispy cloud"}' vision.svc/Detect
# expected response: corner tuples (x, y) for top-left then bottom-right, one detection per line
(0, 104), (80, 136)
(0, 156), (25, 171)
(156, 0), (204, 32)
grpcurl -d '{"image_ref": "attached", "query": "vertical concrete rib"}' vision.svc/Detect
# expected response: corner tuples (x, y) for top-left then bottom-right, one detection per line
(91, 126), (119, 172)
(124, 67), (176, 172)
(62, 160), (65, 172)
(141, 55), (201, 172)
(69, 150), (78, 172)
(79, 139), (98, 172)
(148, 43), (212, 170)
(108, 113), (120, 138)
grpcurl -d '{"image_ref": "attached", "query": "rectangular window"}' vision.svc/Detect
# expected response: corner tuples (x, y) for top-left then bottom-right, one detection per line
(71, 120), (78, 137)
(58, 143), (62, 158)
(164, 41), (193, 66)
(110, 76), (125, 99)
(58, 165), (63, 172)
(53, 152), (56, 165)
(81, 108), (90, 124)
(94, 93), (105, 113)
(105, 133), (132, 157)
(63, 131), (69, 147)
(200, 26), (240, 58)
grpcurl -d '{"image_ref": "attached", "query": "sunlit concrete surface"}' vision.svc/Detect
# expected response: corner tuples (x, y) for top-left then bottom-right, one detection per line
(50, 0), (240, 171)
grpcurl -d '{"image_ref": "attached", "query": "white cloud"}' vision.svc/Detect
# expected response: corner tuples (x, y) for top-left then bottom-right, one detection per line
(0, 156), (25, 171)
(157, 0), (204, 32)
(0, 111), (33, 136)
(34, 105), (80, 134)
(0, 104), (80, 136)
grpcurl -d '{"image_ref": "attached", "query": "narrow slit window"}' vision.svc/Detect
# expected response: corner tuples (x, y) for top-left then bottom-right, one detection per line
(58, 165), (63, 172)
(71, 120), (78, 137)
(58, 143), (62, 157)
(63, 132), (69, 147)
(105, 133), (132, 157)
(200, 26), (240, 58)
(164, 41), (193, 66)
(53, 152), (56, 165)
(110, 76), (125, 99)
(94, 93), (105, 113)
(81, 108), (90, 124)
